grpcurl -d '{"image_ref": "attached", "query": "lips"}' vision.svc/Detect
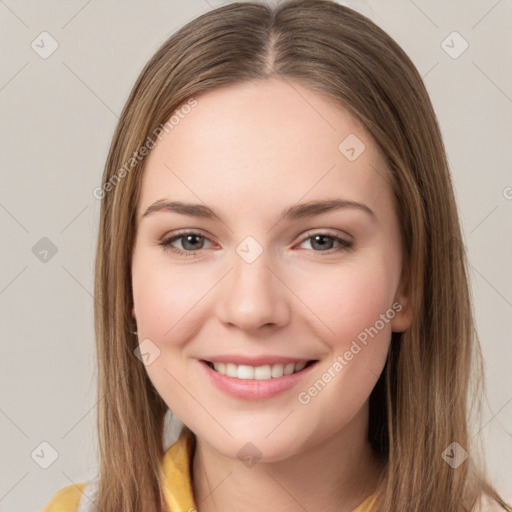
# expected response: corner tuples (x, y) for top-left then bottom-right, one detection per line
(200, 357), (319, 400)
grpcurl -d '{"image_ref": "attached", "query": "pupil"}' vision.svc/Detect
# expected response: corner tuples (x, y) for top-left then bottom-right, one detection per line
(312, 235), (332, 250)
(183, 235), (202, 250)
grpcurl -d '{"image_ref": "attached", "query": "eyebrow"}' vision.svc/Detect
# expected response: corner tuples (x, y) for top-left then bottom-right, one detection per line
(140, 198), (376, 223)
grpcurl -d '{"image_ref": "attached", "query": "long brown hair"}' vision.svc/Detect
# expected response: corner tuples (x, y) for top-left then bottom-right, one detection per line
(93, 1), (511, 510)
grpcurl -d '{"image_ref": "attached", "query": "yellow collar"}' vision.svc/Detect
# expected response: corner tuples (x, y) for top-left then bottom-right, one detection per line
(161, 427), (377, 512)
(161, 426), (197, 511)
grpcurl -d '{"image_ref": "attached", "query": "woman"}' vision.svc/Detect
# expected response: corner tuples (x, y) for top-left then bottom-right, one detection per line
(42, 0), (511, 510)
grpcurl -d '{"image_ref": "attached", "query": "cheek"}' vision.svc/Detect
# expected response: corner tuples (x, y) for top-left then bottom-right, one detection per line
(294, 259), (396, 347)
(131, 251), (200, 412)
(293, 261), (394, 433)
(132, 249), (209, 340)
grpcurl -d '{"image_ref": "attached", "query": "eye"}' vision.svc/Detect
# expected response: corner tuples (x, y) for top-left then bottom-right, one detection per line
(297, 231), (353, 254)
(159, 230), (354, 256)
(159, 230), (214, 253)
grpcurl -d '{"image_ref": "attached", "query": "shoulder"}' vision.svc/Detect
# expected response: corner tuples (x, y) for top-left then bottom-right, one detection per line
(41, 482), (87, 512)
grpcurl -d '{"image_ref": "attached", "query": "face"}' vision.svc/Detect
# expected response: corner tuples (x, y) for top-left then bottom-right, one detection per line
(131, 77), (412, 461)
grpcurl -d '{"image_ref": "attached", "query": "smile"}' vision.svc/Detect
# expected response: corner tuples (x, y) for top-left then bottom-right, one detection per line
(204, 360), (316, 380)
(200, 359), (319, 400)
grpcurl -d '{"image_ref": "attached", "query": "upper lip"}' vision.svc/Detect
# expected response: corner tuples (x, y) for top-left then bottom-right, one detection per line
(200, 355), (317, 366)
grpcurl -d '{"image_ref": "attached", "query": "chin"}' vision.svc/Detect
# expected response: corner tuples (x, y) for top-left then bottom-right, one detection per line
(200, 425), (307, 464)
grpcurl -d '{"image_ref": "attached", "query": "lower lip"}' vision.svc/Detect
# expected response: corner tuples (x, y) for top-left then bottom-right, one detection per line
(200, 360), (318, 400)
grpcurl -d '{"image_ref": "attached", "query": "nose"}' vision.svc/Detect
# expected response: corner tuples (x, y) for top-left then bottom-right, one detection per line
(215, 252), (291, 334)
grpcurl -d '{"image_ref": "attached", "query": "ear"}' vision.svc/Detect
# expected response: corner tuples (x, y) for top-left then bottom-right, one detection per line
(390, 273), (414, 333)
(131, 306), (137, 321)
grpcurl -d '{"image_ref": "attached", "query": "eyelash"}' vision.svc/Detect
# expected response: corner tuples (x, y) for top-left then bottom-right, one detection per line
(159, 230), (354, 256)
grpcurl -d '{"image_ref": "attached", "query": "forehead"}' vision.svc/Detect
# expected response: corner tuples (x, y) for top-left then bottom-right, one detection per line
(138, 78), (390, 220)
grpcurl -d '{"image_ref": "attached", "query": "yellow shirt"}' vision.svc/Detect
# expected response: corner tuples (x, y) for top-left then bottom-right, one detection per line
(41, 427), (377, 511)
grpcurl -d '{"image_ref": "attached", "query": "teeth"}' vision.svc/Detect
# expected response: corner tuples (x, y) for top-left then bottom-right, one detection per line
(271, 364), (284, 378)
(294, 361), (306, 372)
(237, 365), (254, 380)
(211, 361), (310, 380)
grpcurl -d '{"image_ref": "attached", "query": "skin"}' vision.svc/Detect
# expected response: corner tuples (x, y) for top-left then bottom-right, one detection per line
(131, 77), (413, 512)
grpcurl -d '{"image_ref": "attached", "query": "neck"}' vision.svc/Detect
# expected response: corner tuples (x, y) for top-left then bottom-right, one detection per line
(191, 402), (384, 512)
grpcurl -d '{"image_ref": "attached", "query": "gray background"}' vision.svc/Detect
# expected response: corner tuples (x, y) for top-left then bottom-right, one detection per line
(0, 1), (511, 510)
